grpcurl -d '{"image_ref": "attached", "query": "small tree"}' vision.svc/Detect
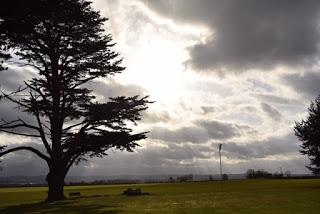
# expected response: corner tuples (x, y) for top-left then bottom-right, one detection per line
(294, 96), (320, 175)
(0, 0), (151, 202)
(222, 174), (228, 180)
(246, 169), (272, 179)
(246, 169), (255, 179)
(255, 169), (272, 178)
(273, 171), (283, 178)
(209, 175), (213, 181)
(284, 170), (291, 178)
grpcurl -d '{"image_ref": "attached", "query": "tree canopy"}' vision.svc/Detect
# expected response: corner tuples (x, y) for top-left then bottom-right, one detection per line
(294, 96), (320, 175)
(0, 0), (151, 201)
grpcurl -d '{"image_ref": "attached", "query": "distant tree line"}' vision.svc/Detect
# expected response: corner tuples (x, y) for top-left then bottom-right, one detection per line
(177, 174), (193, 182)
(68, 179), (141, 186)
(246, 169), (291, 179)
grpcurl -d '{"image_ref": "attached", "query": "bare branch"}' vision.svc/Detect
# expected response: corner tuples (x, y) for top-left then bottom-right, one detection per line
(0, 90), (31, 110)
(65, 154), (81, 173)
(0, 146), (50, 162)
(0, 118), (40, 131)
(0, 129), (41, 138)
(62, 120), (87, 132)
(0, 117), (52, 155)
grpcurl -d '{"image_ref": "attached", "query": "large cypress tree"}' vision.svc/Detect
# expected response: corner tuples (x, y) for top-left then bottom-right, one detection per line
(0, 0), (151, 202)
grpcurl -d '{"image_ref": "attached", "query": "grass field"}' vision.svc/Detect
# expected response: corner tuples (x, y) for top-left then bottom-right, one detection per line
(0, 179), (319, 213)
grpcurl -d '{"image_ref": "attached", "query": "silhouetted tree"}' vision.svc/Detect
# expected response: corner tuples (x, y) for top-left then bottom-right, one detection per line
(246, 169), (255, 179)
(0, 0), (151, 202)
(273, 171), (283, 178)
(246, 169), (272, 179)
(255, 169), (272, 178)
(0, 36), (9, 71)
(0, 52), (9, 71)
(284, 170), (291, 178)
(222, 174), (228, 180)
(294, 96), (320, 175)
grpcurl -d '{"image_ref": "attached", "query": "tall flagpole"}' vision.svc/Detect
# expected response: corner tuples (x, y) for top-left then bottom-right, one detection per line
(219, 144), (222, 181)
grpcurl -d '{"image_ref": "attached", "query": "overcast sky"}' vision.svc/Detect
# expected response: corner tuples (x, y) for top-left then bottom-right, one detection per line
(1, 0), (320, 176)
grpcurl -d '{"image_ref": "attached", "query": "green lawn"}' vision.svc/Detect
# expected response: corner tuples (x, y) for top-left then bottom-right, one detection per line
(0, 179), (319, 213)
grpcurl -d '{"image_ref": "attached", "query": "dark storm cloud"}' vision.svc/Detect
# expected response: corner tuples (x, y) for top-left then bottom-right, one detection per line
(87, 80), (173, 124)
(142, 0), (320, 72)
(0, 68), (39, 134)
(260, 102), (282, 121)
(196, 120), (257, 138)
(149, 120), (256, 143)
(247, 79), (274, 93)
(0, 67), (35, 91)
(149, 126), (207, 143)
(0, 142), (48, 176)
(224, 156), (309, 174)
(87, 80), (147, 100)
(0, 134), (305, 176)
(142, 110), (171, 123)
(0, 141), (210, 176)
(0, 100), (40, 135)
(252, 93), (300, 105)
(282, 71), (320, 99)
(220, 133), (299, 159)
(140, 143), (210, 162)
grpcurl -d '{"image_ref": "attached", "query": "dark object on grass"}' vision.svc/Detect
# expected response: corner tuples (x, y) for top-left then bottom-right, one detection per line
(69, 192), (81, 197)
(121, 188), (150, 196)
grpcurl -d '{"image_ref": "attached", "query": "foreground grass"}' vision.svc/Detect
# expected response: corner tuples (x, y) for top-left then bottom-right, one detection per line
(0, 179), (320, 213)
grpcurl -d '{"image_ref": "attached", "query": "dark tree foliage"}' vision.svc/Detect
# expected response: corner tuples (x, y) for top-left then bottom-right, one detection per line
(222, 174), (228, 180)
(246, 169), (255, 179)
(294, 96), (320, 175)
(0, 0), (151, 202)
(0, 52), (10, 71)
(0, 39), (10, 71)
(246, 169), (272, 179)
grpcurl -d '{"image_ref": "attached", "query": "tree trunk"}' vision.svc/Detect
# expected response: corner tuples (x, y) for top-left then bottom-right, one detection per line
(46, 171), (66, 202)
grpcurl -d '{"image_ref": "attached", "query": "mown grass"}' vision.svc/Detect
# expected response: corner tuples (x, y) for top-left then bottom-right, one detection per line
(0, 179), (320, 213)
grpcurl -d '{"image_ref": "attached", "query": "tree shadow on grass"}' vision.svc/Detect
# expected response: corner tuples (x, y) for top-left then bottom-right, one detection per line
(0, 199), (124, 214)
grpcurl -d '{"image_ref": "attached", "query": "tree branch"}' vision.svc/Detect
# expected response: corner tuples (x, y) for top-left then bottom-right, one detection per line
(0, 118), (40, 131)
(0, 90), (31, 111)
(0, 129), (41, 138)
(29, 92), (52, 154)
(65, 153), (81, 173)
(0, 146), (50, 162)
(62, 120), (87, 132)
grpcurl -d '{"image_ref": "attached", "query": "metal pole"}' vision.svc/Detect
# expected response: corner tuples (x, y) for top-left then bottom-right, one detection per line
(219, 144), (222, 181)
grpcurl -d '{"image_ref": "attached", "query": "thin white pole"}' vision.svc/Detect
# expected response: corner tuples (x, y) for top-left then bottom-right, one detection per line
(219, 144), (222, 181)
